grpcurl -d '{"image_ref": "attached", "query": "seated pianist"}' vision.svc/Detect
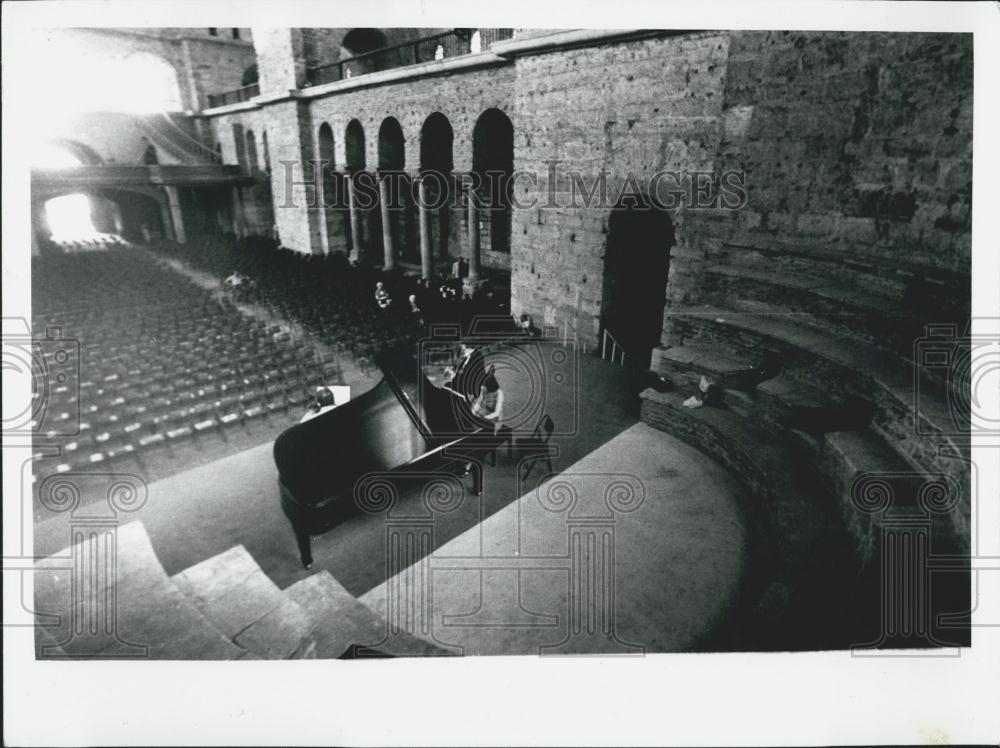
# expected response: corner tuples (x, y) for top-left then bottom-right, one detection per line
(471, 374), (504, 433)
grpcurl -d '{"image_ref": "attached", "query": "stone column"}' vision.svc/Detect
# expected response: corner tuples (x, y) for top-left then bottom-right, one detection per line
(418, 178), (433, 280)
(379, 175), (394, 270)
(347, 174), (362, 263)
(466, 187), (481, 284)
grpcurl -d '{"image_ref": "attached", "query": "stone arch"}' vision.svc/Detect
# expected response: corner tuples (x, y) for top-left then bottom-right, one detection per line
(344, 119), (370, 254)
(241, 63), (258, 87)
(318, 121), (347, 252)
(420, 112), (455, 259)
(34, 186), (171, 246)
(472, 107), (514, 254)
(345, 119), (366, 173)
(377, 116), (405, 171)
(120, 51), (183, 112)
(377, 116), (412, 262)
(40, 139), (104, 167)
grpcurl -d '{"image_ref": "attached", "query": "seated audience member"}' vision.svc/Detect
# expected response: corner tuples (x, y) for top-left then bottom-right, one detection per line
(519, 313), (541, 338)
(374, 281), (392, 309)
(224, 271), (244, 290)
(439, 281), (457, 304)
(682, 375), (723, 409)
(300, 387), (337, 423)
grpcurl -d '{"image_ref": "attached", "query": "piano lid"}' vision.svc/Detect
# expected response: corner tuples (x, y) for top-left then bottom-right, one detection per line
(273, 349), (479, 506)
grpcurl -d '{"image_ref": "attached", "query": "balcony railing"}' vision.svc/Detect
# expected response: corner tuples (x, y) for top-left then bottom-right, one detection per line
(306, 28), (514, 86)
(206, 82), (260, 109)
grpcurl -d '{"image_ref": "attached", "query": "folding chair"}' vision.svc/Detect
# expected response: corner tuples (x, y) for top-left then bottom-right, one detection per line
(515, 414), (555, 482)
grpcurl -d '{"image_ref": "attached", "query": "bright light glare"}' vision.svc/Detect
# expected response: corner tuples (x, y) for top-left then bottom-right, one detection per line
(34, 143), (84, 169)
(36, 36), (183, 115)
(46, 194), (99, 242)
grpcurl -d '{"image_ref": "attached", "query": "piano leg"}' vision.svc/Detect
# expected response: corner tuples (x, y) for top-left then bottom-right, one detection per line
(292, 521), (314, 569)
(471, 460), (483, 496)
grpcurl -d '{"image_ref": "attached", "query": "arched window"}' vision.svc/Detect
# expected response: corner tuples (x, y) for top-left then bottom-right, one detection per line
(341, 28), (389, 76)
(341, 28), (387, 56)
(142, 144), (159, 165)
(241, 64), (258, 87)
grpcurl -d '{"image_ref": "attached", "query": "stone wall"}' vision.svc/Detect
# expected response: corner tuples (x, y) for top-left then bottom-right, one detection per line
(181, 36), (257, 109)
(510, 32), (730, 346)
(203, 29), (972, 350)
(669, 31), (973, 315)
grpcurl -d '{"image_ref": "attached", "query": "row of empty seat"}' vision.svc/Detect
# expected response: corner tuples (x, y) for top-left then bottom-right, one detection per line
(32, 247), (337, 477)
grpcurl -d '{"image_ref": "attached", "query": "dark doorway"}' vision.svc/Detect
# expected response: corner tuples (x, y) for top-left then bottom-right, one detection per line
(601, 197), (674, 368)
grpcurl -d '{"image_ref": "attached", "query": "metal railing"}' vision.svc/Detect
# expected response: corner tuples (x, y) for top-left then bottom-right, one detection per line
(206, 82), (260, 109)
(306, 28), (514, 86)
(601, 328), (626, 366)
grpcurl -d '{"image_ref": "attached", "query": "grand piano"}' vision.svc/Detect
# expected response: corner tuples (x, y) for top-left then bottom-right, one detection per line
(273, 349), (500, 568)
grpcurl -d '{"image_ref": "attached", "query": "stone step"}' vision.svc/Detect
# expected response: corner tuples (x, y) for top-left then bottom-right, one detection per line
(819, 428), (955, 563)
(756, 374), (874, 433)
(666, 305), (969, 473)
(639, 388), (853, 574)
(34, 521), (244, 659)
(714, 241), (967, 311)
(285, 571), (452, 659)
(651, 344), (758, 392)
(233, 596), (314, 660)
(723, 387), (756, 419)
(702, 264), (930, 357)
(170, 545), (285, 640)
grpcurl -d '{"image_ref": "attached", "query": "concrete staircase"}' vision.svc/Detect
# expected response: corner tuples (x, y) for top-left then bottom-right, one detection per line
(34, 521), (448, 659)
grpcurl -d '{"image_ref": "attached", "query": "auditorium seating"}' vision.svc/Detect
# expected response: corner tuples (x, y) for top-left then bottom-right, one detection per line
(31, 247), (335, 477)
(151, 234), (514, 370)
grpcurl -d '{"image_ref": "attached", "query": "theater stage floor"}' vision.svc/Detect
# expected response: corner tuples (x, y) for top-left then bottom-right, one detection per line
(357, 422), (750, 655)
